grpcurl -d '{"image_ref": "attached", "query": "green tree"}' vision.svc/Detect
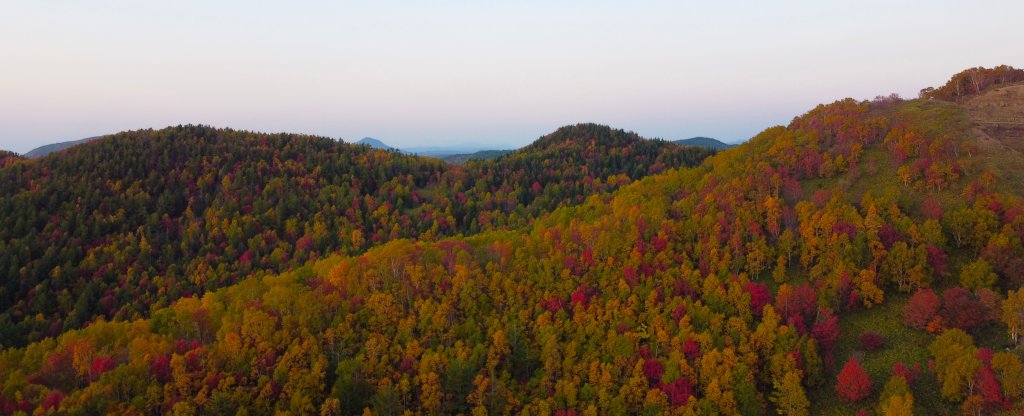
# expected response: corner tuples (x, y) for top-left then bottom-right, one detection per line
(958, 259), (997, 289)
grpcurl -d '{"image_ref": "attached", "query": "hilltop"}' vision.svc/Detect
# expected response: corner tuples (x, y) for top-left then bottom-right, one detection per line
(919, 65), (1024, 102)
(490, 123), (712, 183)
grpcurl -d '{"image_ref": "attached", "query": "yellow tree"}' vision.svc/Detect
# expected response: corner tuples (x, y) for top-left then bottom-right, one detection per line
(1001, 289), (1024, 344)
(879, 393), (913, 416)
(929, 329), (980, 401)
(991, 351), (1024, 400)
(771, 370), (808, 416)
(878, 375), (913, 415)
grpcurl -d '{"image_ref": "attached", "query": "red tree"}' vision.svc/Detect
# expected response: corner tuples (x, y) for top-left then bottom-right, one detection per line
(643, 358), (665, 384)
(903, 289), (940, 330)
(941, 287), (987, 330)
(745, 282), (771, 317)
(975, 365), (1004, 406)
(41, 390), (65, 411)
(151, 355), (171, 383)
(776, 283), (817, 332)
(922, 197), (945, 220)
(658, 377), (695, 408)
(836, 358), (872, 403)
(892, 362), (920, 385)
(570, 284), (596, 308)
(683, 339), (701, 362)
(812, 308), (840, 364)
(925, 245), (949, 277)
(88, 356), (116, 381)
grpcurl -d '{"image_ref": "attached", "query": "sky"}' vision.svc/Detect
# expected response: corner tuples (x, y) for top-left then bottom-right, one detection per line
(1, 1), (1021, 153)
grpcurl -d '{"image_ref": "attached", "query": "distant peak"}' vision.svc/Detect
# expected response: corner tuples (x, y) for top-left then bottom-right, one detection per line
(549, 123), (615, 136)
(354, 137), (394, 150)
(526, 124), (636, 149)
(674, 137), (733, 150)
(23, 136), (104, 158)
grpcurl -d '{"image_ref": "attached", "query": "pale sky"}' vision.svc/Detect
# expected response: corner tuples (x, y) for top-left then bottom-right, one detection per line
(1, 1), (1020, 153)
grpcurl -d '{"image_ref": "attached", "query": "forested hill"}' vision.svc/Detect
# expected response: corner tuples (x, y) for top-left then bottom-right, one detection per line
(447, 124), (715, 227)
(496, 123), (708, 182)
(2, 66), (1023, 415)
(0, 126), (447, 346)
(0, 124), (713, 347)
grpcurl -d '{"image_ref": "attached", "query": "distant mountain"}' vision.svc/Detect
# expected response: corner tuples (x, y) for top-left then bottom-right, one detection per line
(354, 137), (393, 150)
(440, 149), (513, 164)
(23, 136), (102, 158)
(673, 136), (733, 150)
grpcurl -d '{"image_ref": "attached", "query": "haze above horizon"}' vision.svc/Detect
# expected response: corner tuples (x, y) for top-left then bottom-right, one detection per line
(1, 1), (1020, 153)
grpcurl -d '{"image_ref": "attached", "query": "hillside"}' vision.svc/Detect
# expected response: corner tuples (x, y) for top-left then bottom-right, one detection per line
(674, 137), (733, 150)
(963, 83), (1024, 189)
(3, 67), (1024, 415)
(22, 137), (101, 158)
(0, 124), (712, 348)
(0, 126), (449, 347)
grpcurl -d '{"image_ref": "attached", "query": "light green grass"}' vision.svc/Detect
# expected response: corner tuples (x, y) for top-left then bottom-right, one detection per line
(808, 294), (958, 415)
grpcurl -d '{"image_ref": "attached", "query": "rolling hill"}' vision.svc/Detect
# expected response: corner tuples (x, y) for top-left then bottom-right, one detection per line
(2, 66), (1024, 415)
(0, 124), (712, 348)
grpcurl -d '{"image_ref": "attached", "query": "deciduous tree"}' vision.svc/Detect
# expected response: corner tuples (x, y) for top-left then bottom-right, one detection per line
(835, 358), (871, 403)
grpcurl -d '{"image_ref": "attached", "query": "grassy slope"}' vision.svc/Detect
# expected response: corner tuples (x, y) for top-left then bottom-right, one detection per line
(805, 97), (1021, 413)
(811, 294), (954, 415)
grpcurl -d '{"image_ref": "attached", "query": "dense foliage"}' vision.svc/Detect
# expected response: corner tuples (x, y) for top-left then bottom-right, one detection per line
(0, 124), (713, 347)
(2, 68), (1024, 415)
(0, 151), (21, 169)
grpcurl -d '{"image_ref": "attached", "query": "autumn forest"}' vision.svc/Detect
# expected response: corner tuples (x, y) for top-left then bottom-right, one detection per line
(2, 66), (1024, 415)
